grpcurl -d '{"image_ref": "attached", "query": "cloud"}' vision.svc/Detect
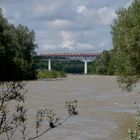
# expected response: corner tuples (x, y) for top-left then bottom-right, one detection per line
(76, 42), (94, 51)
(124, 0), (133, 8)
(76, 5), (87, 14)
(45, 6), (116, 32)
(25, 0), (76, 21)
(96, 7), (117, 25)
(60, 30), (95, 51)
(48, 19), (73, 29)
(76, 6), (117, 26)
(61, 31), (74, 41)
(61, 40), (76, 50)
(0, 0), (131, 53)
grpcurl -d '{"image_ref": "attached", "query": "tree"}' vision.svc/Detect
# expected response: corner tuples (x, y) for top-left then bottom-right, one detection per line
(90, 50), (115, 75)
(14, 25), (37, 80)
(0, 9), (37, 81)
(111, 0), (140, 91)
(112, 1), (140, 139)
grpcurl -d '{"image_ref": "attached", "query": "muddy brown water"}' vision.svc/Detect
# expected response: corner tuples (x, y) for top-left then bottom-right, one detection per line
(1, 75), (140, 140)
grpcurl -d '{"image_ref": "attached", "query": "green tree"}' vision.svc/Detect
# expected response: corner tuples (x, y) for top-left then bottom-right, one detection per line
(106, 50), (116, 75)
(97, 50), (110, 74)
(90, 50), (115, 75)
(0, 9), (37, 81)
(111, 0), (140, 91)
(14, 25), (37, 80)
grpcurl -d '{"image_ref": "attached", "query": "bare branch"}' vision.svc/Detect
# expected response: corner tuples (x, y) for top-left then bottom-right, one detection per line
(28, 115), (70, 140)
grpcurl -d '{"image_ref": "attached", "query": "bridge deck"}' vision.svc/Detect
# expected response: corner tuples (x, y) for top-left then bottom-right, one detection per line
(37, 52), (100, 57)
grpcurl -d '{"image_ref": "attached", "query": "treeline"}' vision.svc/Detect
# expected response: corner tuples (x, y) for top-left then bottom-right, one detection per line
(37, 50), (116, 75)
(37, 60), (84, 74)
(0, 9), (37, 81)
(90, 50), (115, 75)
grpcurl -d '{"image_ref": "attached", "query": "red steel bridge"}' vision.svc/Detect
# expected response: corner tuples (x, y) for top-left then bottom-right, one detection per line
(36, 52), (101, 74)
(37, 52), (100, 57)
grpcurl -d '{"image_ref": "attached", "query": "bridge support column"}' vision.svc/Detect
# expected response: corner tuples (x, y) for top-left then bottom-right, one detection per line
(48, 59), (51, 71)
(84, 61), (88, 74)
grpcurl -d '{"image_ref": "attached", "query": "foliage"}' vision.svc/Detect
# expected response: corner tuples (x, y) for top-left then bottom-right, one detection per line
(0, 82), (78, 140)
(111, 1), (140, 140)
(117, 76), (138, 92)
(0, 82), (27, 139)
(37, 60), (84, 74)
(0, 9), (37, 81)
(111, 0), (140, 91)
(65, 100), (78, 116)
(127, 108), (140, 140)
(37, 70), (66, 78)
(90, 50), (116, 75)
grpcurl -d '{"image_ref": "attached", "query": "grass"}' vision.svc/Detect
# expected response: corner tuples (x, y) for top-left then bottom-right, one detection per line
(37, 70), (66, 78)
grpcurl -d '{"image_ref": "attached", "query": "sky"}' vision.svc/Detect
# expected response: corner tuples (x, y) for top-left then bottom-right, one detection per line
(0, 0), (133, 53)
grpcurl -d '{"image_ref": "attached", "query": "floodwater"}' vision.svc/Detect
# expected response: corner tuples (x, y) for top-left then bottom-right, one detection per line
(1, 75), (140, 140)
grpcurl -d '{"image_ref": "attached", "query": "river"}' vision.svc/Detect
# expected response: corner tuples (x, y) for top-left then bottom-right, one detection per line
(2, 75), (140, 140)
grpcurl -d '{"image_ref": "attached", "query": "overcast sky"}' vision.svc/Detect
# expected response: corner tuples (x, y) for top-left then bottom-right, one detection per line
(0, 0), (133, 53)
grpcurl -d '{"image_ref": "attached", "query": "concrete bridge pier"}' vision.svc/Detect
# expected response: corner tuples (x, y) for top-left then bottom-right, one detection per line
(80, 59), (93, 75)
(84, 61), (88, 74)
(48, 59), (51, 71)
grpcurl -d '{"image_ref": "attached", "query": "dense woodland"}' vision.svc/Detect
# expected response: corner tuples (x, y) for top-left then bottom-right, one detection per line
(111, 0), (140, 91)
(0, 9), (37, 81)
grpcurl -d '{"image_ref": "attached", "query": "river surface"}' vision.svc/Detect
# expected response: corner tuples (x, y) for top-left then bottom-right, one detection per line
(2, 75), (140, 140)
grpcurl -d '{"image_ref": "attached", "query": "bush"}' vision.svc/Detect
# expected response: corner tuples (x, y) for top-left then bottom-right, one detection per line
(37, 70), (66, 78)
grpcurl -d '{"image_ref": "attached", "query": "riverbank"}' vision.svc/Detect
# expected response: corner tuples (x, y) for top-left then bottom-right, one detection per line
(37, 70), (66, 78)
